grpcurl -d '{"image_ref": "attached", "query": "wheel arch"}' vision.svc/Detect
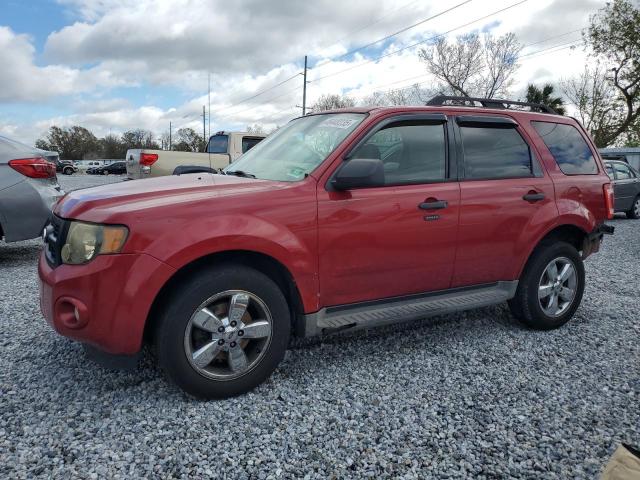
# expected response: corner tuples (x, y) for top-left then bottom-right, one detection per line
(144, 250), (306, 345)
(516, 223), (589, 279)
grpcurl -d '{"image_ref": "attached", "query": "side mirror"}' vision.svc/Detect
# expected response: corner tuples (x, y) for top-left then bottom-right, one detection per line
(331, 158), (385, 190)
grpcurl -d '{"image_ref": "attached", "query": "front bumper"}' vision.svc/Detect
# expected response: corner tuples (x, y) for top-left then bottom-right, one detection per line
(38, 251), (175, 355)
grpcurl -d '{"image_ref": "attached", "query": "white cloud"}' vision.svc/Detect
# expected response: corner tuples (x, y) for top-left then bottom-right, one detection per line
(1, 0), (610, 144)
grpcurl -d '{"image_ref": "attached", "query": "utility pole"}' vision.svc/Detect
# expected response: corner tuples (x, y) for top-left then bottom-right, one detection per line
(302, 55), (308, 116)
(208, 73), (211, 140)
(202, 105), (206, 151)
(169, 121), (172, 150)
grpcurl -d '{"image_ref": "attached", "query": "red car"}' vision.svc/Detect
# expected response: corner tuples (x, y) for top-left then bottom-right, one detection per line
(39, 97), (615, 399)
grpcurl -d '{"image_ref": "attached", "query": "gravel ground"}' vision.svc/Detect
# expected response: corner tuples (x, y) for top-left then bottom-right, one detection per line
(0, 174), (638, 479)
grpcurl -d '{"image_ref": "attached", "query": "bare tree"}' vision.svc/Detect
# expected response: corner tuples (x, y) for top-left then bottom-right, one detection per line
(418, 32), (521, 99)
(562, 65), (621, 146)
(247, 124), (265, 135)
(361, 85), (437, 107)
(311, 94), (356, 112)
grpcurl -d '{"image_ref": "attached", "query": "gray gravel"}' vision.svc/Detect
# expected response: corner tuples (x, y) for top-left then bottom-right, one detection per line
(0, 174), (638, 478)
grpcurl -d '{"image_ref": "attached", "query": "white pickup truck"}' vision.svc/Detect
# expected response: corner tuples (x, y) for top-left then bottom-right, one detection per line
(126, 131), (265, 179)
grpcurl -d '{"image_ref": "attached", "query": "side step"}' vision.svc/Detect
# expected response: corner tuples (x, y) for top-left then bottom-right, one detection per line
(302, 281), (518, 337)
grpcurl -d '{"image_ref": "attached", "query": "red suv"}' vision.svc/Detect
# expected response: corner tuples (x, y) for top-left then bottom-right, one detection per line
(39, 96), (615, 399)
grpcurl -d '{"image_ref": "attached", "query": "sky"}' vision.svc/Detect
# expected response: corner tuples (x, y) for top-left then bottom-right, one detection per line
(0, 0), (606, 145)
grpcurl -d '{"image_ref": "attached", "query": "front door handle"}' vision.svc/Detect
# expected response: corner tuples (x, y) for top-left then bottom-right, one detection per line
(523, 192), (545, 202)
(419, 200), (448, 210)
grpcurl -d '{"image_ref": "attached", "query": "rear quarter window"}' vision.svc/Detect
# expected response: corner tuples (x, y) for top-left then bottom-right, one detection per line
(531, 121), (598, 175)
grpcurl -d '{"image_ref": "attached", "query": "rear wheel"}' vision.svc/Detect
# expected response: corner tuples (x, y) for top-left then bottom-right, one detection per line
(63, 166), (74, 175)
(626, 196), (640, 219)
(103, 170), (109, 175)
(508, 241), (584, 330)
(155, 265), (290, 399)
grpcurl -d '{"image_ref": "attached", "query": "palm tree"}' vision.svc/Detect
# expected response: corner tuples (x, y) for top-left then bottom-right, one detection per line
(525, 84), (566, 115)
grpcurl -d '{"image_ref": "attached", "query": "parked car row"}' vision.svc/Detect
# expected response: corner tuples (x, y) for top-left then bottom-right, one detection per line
(87, 161), (126, 175)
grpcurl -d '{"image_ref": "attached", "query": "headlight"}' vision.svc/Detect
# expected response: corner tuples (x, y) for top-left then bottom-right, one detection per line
(61, 221), (129, 265)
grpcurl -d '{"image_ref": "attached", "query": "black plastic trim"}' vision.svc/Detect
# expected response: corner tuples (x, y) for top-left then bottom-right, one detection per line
(456, 115), (518, 128)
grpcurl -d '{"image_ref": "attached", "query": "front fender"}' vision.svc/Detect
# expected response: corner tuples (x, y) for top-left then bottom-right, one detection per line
(135, 213), (319, 312)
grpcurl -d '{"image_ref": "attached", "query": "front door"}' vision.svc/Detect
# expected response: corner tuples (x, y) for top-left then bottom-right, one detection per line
(317, 117), (460, 307)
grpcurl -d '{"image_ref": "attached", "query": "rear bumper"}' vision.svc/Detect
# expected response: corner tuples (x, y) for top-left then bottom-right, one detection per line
(38, 251), (176, 355)
(582, 223), (614, 258)
(0, 179), (64, 242)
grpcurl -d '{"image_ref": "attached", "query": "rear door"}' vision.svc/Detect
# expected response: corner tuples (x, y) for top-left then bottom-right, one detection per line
(451, 114), (556, 287)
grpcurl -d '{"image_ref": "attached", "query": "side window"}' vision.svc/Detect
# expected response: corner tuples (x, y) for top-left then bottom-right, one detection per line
(613, 163), (633, 180)
(459, 126), (533, 179)
(605, 163), (615, 180)
(242, 137), (262, 154)
(531, 121), (598, 175)
(351, 121), (446, 185)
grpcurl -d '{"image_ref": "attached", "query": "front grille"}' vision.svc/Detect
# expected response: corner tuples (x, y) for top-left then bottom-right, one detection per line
(44, 215), (68, 268)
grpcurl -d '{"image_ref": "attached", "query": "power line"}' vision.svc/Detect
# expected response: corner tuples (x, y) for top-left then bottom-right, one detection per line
(309, 0), (530, 84)
(313, 0), (473, 69)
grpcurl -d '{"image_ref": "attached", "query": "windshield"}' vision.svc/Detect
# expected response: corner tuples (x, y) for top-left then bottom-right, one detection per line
(223, 113), (366, 182)
(207, 134), (229, 154)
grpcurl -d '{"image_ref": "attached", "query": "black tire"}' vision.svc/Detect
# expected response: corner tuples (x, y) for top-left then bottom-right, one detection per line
(508, 241), (585, 330)
(626, 196), (640, 219)
(63, 167), (73, 175)
(103, 170), (109, 175)
(155, 265), (290, 399)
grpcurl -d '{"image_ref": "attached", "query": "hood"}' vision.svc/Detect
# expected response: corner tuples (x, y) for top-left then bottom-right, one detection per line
(55, 173), (286, 222)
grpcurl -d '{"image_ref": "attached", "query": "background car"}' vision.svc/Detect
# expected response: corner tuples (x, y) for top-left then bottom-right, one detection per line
(90, 161), (127, 175)
(0, 135), (64, 242)
(39, 150), (78, 175)
(604, 159), (640, 218)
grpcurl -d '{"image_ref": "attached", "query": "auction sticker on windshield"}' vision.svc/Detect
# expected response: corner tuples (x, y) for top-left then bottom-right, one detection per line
(320, 117), (359, 129)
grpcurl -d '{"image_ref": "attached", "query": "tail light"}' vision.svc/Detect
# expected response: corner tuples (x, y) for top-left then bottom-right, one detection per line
(8, 157), (57, 179)
(603, 183), (614, 219)
(140, 153), (158, 166)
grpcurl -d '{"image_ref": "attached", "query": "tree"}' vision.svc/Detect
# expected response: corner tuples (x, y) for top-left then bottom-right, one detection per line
(100, 134), (127, 159)
(574, 0), (640, 146)
(525, 84), (566, 115)
(172, 128), (205, 152)
(562, 65), (620, 147)
(361, 85), (437, 107)
(418, 32), (521, 99)
(121, 129), (159, 150)
(36, 125), (101, 160)
(311, 94), (356, 112)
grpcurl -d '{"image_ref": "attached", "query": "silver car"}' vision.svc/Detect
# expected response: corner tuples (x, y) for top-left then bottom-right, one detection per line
(0, 135), (64, 242)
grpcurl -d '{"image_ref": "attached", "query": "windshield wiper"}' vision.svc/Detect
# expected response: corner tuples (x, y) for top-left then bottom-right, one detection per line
(225, 170), (256, 178)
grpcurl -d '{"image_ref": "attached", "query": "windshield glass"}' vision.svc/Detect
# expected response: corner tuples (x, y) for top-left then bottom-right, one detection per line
(207, 134), (229, 154)
(224, 113), (366, 182)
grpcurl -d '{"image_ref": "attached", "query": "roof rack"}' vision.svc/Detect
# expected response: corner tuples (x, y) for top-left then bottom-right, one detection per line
(426, 95), (558, 115)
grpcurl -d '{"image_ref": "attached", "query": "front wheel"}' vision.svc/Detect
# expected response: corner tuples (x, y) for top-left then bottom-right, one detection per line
(508, 241), (585, 330)
(155, 265), (290, 399)
(63, 167), (73, 175)
(626, 196), (640, 219)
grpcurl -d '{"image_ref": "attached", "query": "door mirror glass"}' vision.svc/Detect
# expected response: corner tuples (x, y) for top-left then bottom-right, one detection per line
(332, 158), (385, 190)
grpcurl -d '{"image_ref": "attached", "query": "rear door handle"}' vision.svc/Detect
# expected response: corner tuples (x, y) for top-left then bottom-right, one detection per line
(523, 193), (545, 202)
(419, 200), (448, 210)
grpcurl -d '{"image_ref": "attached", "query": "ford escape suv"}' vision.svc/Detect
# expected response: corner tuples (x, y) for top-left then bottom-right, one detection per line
(39, 96), (614, 399)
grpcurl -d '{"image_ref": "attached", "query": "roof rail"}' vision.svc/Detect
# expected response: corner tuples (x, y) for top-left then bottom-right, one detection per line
(426, 95), (558, 115)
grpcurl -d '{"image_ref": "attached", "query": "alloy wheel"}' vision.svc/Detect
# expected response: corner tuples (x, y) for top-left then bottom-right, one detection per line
(538, 257), (578, 317)
(183, 290), (273, 380)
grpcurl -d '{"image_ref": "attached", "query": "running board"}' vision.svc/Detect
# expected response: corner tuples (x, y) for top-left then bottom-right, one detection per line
(302, 281), (518, 337)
